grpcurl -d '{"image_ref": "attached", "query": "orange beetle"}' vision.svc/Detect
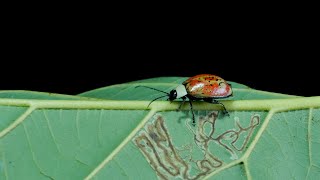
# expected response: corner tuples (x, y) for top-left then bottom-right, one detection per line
(137, 74), (233, 124)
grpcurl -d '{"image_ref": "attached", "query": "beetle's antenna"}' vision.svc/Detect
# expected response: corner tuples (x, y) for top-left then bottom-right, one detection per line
(136, 85), (169, 95)
(147, 95), (168, 107)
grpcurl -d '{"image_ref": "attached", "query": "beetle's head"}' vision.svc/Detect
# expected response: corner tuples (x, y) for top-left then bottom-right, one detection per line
(168, 90), (177, 101)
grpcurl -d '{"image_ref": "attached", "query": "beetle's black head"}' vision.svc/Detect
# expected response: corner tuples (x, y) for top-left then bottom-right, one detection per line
(168, 90), (177, 101)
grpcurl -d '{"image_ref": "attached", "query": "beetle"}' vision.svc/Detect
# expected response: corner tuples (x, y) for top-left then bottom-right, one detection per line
(136, 74), (233, 124)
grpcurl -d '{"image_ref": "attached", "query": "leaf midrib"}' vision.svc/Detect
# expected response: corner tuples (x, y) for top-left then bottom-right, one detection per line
(0, 96), (319, 112)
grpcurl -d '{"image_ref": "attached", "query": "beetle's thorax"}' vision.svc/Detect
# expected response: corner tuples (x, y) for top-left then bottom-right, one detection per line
(175, 84), (187, 99)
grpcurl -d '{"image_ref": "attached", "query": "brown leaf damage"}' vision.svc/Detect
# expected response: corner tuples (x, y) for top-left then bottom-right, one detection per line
(133, 112), (260, 179)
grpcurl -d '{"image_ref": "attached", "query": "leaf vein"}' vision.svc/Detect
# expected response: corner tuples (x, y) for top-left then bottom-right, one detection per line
(23, 122), (53, 179)
(43, 110), (61, 154)
(0, 106), (35, 138)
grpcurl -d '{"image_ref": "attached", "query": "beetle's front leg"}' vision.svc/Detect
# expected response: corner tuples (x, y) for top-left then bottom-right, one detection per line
(177, 96), (187, 111)
(188, 99), (196, 125)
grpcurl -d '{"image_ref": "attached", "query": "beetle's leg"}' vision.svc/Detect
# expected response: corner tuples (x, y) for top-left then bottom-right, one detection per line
(205, 99), (230, 116)
(214, 100), (229, 116)
(177, 96), (187, 111)
(188, 99), (196, 126)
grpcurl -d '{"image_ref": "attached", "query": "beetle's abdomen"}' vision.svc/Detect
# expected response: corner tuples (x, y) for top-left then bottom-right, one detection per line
(183, 74), (232, 98)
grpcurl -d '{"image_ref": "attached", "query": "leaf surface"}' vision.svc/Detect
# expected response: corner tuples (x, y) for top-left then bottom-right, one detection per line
(0, 77), (319, 180)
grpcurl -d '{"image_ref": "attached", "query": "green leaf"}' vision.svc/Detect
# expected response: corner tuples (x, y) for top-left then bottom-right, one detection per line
(0, 77), (319, 180)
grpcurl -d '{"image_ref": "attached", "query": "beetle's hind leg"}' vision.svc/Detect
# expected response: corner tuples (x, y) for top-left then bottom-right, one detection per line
(204, 98), (230, 116)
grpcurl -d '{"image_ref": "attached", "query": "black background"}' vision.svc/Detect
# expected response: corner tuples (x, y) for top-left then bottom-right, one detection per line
(1, 14), (318, 97)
